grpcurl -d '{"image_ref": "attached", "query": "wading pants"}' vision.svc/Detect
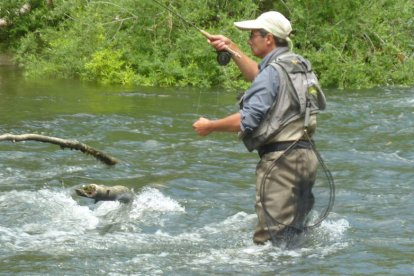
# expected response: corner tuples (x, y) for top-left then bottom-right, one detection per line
(253, 148), (318, 244)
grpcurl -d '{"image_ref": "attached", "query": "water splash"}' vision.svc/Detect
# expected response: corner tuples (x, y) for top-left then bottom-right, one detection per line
(0, 187), (185, 255)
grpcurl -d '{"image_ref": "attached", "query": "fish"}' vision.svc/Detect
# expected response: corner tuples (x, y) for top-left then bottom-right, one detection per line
(75, 183), (133, 203)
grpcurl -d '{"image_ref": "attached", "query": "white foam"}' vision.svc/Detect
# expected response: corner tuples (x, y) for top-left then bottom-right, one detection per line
(93, 200), (123, 216)
(129, 187), (185, 219)
(1, 186), (351, 270)
(318, 217), (350, 241)
(202, 212), (256, 234)
(190, 212), (350, 267)
(1, 189), (99, 232)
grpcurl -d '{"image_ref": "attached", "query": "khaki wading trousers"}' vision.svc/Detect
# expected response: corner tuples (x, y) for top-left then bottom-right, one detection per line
(253, 148), (318, 244)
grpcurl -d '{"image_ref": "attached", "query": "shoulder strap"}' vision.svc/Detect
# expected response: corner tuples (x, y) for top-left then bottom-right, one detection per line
(270, 53), (327, 111)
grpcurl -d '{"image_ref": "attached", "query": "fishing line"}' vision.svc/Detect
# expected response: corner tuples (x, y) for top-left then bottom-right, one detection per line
(149, 0), (238, 115)
(195, 88), (202, 115)
(149, 0), (241, 62)
(150, 0), (201, 33)
(89, 1), (139, 19)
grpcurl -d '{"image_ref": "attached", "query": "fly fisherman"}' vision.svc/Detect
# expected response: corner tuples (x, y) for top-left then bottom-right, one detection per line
(192, 11), (326, 245)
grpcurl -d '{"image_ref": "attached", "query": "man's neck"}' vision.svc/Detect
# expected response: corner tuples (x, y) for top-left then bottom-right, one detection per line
(259, 47), (289, 71)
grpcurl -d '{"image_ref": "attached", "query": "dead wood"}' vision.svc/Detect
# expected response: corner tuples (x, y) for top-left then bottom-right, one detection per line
(0, 133), (119, 165)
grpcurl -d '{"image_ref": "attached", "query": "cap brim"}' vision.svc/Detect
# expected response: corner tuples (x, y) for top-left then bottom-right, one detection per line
(234, 20), (263, 30)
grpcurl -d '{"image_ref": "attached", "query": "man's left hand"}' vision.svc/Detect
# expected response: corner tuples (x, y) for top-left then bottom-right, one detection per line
(192, 117), (213, 136)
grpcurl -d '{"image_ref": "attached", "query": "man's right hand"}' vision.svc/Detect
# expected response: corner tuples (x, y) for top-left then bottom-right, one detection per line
(207, 34), (233, 52)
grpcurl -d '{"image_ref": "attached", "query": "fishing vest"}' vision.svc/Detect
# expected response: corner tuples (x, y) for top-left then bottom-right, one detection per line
(242, 52), (326, 152)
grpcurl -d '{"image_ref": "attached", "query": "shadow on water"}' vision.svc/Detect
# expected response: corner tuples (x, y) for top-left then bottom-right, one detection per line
(1, 66), (413, 275)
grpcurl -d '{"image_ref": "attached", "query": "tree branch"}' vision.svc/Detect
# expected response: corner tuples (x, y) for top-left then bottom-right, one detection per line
(0, 133), (119, 166)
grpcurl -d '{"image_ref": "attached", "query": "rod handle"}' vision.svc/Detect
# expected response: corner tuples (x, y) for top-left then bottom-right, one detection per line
(200, 30), (242, 58)
(200, 29), (213, 39)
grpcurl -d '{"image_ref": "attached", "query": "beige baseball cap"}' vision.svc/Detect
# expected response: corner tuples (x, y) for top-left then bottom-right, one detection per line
(234, 11), (292, 47)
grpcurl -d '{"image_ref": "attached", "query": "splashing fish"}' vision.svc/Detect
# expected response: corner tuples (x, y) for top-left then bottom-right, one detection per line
(75, 184), (134, 203)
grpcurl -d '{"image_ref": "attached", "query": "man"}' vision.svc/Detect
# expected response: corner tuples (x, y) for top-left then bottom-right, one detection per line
(192, 11), (326, 245)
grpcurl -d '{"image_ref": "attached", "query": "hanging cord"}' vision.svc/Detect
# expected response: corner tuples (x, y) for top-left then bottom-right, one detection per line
(302, 76), (335, 229)
(259, 138), (303, 245)
(258, 68), (335, 245)
(302, 125), (335, 229)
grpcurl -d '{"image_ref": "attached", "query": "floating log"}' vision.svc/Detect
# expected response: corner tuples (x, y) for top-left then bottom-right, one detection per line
(0, 133), (119, 166)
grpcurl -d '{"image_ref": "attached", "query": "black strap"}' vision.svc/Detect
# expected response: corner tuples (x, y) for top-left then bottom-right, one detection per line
(258, 140), (312, 158)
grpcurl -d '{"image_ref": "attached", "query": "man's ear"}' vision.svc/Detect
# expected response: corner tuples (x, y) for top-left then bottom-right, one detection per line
(266, 34), (276, 46)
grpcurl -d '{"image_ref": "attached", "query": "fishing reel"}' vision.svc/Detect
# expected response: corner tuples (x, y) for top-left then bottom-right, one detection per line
(216, 50), (232, 66)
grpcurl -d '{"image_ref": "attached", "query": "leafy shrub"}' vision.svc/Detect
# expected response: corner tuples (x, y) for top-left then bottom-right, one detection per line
(1, 0), (413, 89)
(83, 49), (135, 85)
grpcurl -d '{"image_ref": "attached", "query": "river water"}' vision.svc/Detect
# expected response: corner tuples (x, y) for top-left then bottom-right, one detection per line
(0, 65), (413, 275)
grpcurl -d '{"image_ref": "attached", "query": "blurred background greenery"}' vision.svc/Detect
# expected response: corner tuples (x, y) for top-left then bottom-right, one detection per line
(1, 0), (413, 89)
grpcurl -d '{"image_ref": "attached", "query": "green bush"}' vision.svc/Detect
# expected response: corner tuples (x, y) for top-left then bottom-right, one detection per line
(282, 0), (414, 88)
(82, 49), (135, 85)
(1, 0), (413, 89)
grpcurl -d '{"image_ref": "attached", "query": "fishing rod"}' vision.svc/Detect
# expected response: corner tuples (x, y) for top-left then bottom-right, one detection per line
(150, 0), (241, 65)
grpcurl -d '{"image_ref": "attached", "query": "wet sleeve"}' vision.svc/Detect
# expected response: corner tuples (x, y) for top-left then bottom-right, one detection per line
(240, 66), (279, 133)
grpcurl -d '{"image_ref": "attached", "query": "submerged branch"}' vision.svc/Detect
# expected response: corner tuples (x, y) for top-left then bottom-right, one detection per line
(0, 133), (119, 165)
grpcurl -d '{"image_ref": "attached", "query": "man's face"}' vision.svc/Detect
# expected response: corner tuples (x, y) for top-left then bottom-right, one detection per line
(248, 30), (274, 58)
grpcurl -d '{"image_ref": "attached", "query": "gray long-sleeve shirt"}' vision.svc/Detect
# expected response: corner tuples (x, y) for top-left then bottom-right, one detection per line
(240, 47), (290, 133)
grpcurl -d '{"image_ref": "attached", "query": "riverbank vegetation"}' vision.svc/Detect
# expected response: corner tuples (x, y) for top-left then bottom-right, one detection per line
(1, 0), (413, 89)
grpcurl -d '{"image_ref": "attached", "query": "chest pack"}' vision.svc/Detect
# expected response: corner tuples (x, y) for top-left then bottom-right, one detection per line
(242, 52), (326, 151)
